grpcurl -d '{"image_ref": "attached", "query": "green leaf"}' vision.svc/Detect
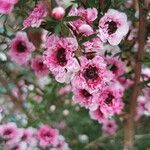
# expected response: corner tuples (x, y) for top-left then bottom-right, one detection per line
(63, 16), (81, 22)
(65, 5), (73, 17)
(80, 34), (98, 43)
(60, 24), (70, 36)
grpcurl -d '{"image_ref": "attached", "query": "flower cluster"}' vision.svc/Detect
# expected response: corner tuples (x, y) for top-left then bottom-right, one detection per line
(7, 1), (131, 136)
(0, 123), (69, 150)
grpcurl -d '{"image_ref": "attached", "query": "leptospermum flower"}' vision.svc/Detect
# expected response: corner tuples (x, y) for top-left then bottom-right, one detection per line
(106, 57), (125, 78)
(5, 141), (28, 150)
(8, 32), (35, 65)
(20, 127), (37, 146)
(94, 85), (124, 117)
(69, 7), (97, 34)
(102, 120), (118, 135)
(23, 1), (48, 28)
(0, 122), (18, 140)
(98, 9), (129, 45)
(37, 125), (59, 148)
(89, 106), (107, 123)
(51, 135), (70, 150)
(72, 87), (97, 110)
(43, 35), (80, 83)
(31, 55), (49, 77)
(72, 56), (113, 93)
(0, 0), (19, 14)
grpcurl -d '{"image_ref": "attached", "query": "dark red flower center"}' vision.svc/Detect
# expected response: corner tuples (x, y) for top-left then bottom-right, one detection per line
(4, 129), (12, 135)
(81, 89), (92, 98)
(83, 65), (99, 80)
(106, 21), (117, 34)
(107, 123), (113, 128)
(56, 48), (67, 66)
(38, 61), (44, 69)
(16, 41), (26, 52)
(110, 64), (117, 73)
(105, 93), (114, 106)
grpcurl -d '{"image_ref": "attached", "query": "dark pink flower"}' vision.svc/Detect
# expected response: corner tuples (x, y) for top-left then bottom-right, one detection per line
(72, 56), (113, 92)
(37, 125), (59, 148)
(8, 32), (35, 65)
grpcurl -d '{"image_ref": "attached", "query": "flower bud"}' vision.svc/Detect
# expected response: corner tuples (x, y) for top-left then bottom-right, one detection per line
(51, 7), (65, 20)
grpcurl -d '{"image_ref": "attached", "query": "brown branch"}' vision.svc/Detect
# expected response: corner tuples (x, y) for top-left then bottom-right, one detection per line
(123, 1), (146, 150)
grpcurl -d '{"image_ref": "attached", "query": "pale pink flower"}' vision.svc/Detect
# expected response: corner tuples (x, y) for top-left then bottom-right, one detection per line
(23, 1), (48, 28)
(31, 55), (49, 77)
(20, 127), (37, 146)
(72, 56), (113, 92)
(83, 37), (104, 54)
(78, 24), (94, 35)
(102, 120), (118, 135)
(5, 141), (27, 150)
(8, 32), (35, 65)
(72, 87), (97, 110)
(37, 125), (59, 148)
(118, 77), (133, 89)
(98, 9), (129, 45)
(33, 95), (43, 103)
(51, 135), (69, 150)
(89, 106), (107, 123)
(58, 85), (72, 96)
(43, 36), (79, 83)
(142, 67), (150, 81)
(0, 0), (18, 14)
(51, 7), (65, 20)
(69, 7), (97, 34)
(106, 57), (125, 78)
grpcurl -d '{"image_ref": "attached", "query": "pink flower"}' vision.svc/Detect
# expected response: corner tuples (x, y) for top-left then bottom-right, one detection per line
(83, 37), (104, 54)
(37, 125), (59, 148)
(0, 122), (22, 141)
(23, 2), (48, 28)
(98, 9), (129, 45)
(69, 7), (97, 34)
(0, 0), (18, 14)
(51, 7), (65, 20)
(89, 106), (107, 123)
(106, 57), (125, 78)
(43, 35), (79, 83)
(102, 120), (118, 135)
(51, 135), (69, 150)
(58, 85), (72, 96)
(8, 32), (35, 65)
(72, 56), (113, 92)
(78, 24), (94, 35)
(94, 85), (124, 117)
(31, 55), (49, 77)
(72, 87), (97, 110)
(5, 141), (27, 150)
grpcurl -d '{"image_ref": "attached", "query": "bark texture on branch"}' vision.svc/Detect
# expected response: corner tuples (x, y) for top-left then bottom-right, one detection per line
(123, 0), (146, 150)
